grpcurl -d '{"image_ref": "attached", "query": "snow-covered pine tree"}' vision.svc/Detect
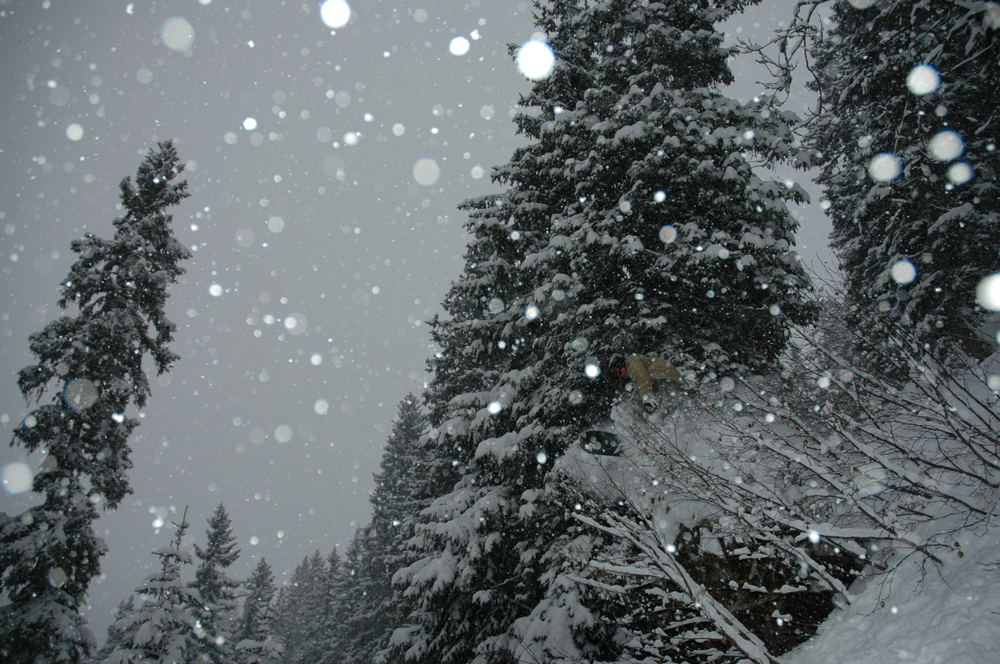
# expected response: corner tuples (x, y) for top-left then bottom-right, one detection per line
(303, 548), (344, 664)
(397, 1), (815, 661)
(190, 504), (241, 662)
(269, 582), (293, 658)
(344, 395), (431, 664)
(273, 550), (327, 664)
(104, 511), (201, 664)
(271, 560), (306, 662)
(393, 6), (606, 658)
(370, 396), (432, 558)
(0, 141), (191, 664)
(807, 0), (999, 359)
(317, 534), (365, 664)
(94, 597), (136, 662)
(416, 0), (605, 497)
(529, 0), (816, 385)
(234, 558), (282, 664)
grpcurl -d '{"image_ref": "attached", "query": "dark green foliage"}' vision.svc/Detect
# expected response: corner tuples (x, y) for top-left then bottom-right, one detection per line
(320, 534), (366, 664)
(394, 1), (816, 661)
(342, 396), (433, 664)
(673, 525), (848, 656)
(0, 141), (191, 664)
(807, 0), (999, 359)
(236, 559), (276, 645)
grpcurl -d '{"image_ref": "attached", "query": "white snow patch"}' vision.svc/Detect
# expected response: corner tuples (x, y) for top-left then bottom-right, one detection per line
(927, 130), (964, 162)
(947, 162), (974, 185)
(890, 259), (918, 285)
(784, 519), (1000, 664)
(65, 123), (84, 141)
(274, 424), (293, 443)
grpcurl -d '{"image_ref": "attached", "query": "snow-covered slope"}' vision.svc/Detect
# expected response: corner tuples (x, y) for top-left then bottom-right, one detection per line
(784, 518), (1000, 664)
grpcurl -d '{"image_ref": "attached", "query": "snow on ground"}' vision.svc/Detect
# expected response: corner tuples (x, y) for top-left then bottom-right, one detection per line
(783, 355), (1000, 664)
(783, 517), (1000, 664)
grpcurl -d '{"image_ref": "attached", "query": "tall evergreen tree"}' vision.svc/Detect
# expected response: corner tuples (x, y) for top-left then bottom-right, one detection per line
(269, 578), (296, 659)
(191, 504), (241, 662)
(271, 560), (307, 662)
(94, 597), (137, 662)
(273, 551), (327, 664)
(395, 1), (815, 662)
(235, 558), (282, 664)
(303, 548), (343, 664)
(807, 0), (998, 358)
(370, 396), (433, 557)
(104, 511), (201, 664)
(318, 535), (365, 664)
(0, 141), (191, 663)
(345, 395), (432, 664)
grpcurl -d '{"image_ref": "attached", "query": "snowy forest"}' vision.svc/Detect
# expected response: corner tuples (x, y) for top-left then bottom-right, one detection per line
(1, 0), (998, 663)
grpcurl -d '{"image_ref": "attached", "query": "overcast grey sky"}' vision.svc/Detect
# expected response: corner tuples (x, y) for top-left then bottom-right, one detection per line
(0, 0), (830, 640)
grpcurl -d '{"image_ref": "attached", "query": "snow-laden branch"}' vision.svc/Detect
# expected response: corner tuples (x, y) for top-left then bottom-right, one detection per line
(574, 511), (781, 664)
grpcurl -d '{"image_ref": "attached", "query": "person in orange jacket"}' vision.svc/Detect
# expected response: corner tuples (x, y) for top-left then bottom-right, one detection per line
(608, 353), (684, 413)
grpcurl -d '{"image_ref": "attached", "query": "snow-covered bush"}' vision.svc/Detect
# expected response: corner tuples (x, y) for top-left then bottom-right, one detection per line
(570, 298), (998, 662)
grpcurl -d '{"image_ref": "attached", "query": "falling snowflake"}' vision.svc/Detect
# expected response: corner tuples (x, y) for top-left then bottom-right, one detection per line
(516, 39), (555, 80)
(160, 16), (195, 52)
(320, 0), (351, 29)
(449, 36), (470, 56)
(868, 153), (902, 182)
(906, 64), (940, 95)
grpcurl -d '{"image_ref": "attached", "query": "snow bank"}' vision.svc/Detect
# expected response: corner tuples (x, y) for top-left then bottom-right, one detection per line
(784, 519), (1000, 664)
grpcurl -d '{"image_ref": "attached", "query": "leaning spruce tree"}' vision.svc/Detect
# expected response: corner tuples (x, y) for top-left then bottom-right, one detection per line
(0, 141), (191, 663)
(395, 1), (815, 662)
(807, 0), (999, 358)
